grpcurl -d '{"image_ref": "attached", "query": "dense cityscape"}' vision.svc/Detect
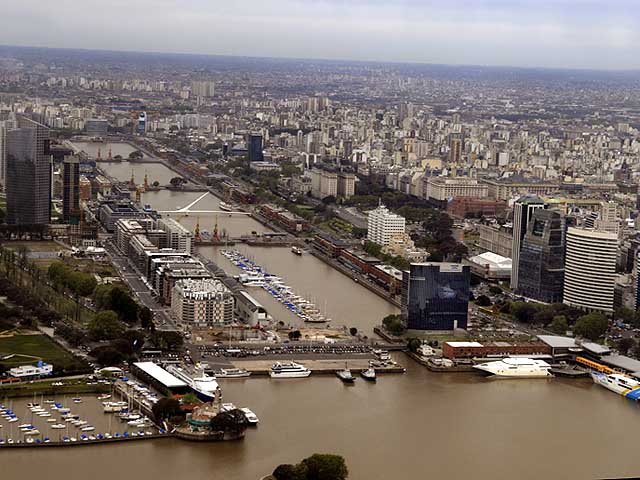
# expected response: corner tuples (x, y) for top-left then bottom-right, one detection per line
(2, 38), (640, 479)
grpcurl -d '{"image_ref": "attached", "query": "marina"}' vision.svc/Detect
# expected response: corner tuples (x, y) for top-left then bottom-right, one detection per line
(222, 249), (333, 324)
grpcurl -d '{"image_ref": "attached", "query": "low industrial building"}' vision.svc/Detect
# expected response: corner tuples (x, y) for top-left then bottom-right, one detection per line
(442, 341), (551, 360)
(465, 252), (512, 281)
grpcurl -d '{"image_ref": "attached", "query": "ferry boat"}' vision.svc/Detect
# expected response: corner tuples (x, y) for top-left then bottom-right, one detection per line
(591, 372), (640, 400)
(269, 362), (311, 379)
(167, 365), (220, 402)
(291, 246), (302, 256)
(473, 358), (553, 378)
(216, 368), (251, 379)
(219, 201), (233, 212)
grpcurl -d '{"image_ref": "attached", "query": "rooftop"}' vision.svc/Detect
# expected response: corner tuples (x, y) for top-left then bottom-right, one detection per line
(133, 361), (187, 388)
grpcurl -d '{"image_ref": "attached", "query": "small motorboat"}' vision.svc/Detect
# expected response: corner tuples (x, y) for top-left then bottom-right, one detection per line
(360, 367), (377, 382)
(336, 365), (355, 384)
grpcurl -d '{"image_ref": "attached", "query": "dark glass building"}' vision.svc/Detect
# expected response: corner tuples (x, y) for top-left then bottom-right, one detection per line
(63, 155), (80, 224)
(402, 263), (470, 331)
(516, 209), (565, 303)
(6, 116), (51, 225)
(247, 133), (263, 162)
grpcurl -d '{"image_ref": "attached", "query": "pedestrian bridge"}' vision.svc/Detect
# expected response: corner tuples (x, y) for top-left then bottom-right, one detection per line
(157, 192), (250, 216)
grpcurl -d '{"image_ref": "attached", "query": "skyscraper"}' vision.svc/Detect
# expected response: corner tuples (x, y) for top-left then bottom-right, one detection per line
(247, 133), (263, 162)
(6, 116), (51, 225)
(402, 263), (470, 331)
(563, 227), (618, 313)
(62, 155), (80, 224)
(516, 209), (565, 303)
(510, 196), (546, 289)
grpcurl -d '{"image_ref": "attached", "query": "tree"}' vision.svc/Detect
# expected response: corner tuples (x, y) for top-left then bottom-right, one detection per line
(152, 181), (160, 187)
(349, 327), (358, 336)
(302, 454), (349, 480)
(152, 397), (182, 421)
(488, 285), (502, 295)
(88, 310), (126, 341)
(128, 150), (143, 160)
(363, 241), (382, 257)
(94, 284), (114, 309)
(273, 464), (307, 480)
(407, 337), (422, 353)
(509, 302), (538, 323)
(288, 330), (302, 341)
(617, 337), (636, 355)
(475, 295), (492, 307)
(181, 392), (199, 405)
(209, 409), (248, 435)
(615, 307), (636, 325)
(574, 312), (609, 341)
(138, 306), (153, 330)
(90, 345), (125, 366)
(549, 315), (569, 335)
(109, 286), (139, 323)
(382, 315), (405, 336)
(321, 195), (336, 205)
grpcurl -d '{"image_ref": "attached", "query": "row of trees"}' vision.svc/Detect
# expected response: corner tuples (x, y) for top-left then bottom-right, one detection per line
(94, 284), (140, 324)
(505, 301), (609, 341)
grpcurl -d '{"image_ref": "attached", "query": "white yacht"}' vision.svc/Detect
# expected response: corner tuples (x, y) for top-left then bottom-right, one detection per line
(269, 361), (311, 378)
(474, 358), (553, 378)
(591, 372), (640, 400)
(167, 365), (220, 402)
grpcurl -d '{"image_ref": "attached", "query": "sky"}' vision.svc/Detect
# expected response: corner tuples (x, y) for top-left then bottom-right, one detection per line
(2, 0), (640, 70)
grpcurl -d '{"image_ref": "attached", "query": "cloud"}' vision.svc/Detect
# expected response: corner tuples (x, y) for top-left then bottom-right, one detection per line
(1, 0), (639, 70)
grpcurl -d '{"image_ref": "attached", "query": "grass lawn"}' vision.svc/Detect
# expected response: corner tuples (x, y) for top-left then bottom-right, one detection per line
(0, 334), (89, 373)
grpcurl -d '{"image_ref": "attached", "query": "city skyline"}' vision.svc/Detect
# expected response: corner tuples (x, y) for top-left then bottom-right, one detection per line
(3, 0), (640, 71)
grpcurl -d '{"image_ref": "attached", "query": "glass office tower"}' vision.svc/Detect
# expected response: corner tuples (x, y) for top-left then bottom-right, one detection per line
(402, 263), (470, 331)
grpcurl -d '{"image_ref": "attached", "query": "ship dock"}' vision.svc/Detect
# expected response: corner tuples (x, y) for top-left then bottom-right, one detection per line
(211, 358), (406, 376)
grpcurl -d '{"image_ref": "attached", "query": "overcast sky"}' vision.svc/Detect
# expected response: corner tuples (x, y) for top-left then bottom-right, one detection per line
(2, 0), (639, 70)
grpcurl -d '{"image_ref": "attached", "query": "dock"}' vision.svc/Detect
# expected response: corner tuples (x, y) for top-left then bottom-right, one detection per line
(227, 358), (406, 375)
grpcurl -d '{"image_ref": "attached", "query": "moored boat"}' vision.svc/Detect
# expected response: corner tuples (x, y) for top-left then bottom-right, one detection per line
(336, 365), (355, 384)
(216, 368), (251, 379)
(591, 372), (640, 400)
(269, 361), (311, 379)
(473, 357), (553, 378)
(360, 367), (377, 382)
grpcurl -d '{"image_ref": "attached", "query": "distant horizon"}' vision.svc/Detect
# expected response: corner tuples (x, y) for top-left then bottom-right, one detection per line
(3, 43), (640, 75)
(3, 1), (640, 71)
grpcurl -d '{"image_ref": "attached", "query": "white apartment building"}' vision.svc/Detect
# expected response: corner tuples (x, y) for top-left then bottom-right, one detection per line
(367, 205), (406, 246)
(171, 278), (234, 328)
(563, 227), (618, 313)
(157, 217), (194, 254)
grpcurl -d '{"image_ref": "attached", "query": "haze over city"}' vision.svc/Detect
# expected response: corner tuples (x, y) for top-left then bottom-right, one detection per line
(3, 0), (640, 70)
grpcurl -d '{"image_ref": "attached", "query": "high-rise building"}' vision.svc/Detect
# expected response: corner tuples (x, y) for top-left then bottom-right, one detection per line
(0, 113), (17, 189)
(516, 209), (565, 303)
(402, 263), (470, 331)
(337, 171), (355, 199)
(247, 133), (263, 162)
(563, 227), (618, 313)
(367, 204), (406, 246)
(6, 116), (51, 225)
(62, 155), (80, 224)
(510, 196), (546, 289)
(448, 133), (463, 164)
